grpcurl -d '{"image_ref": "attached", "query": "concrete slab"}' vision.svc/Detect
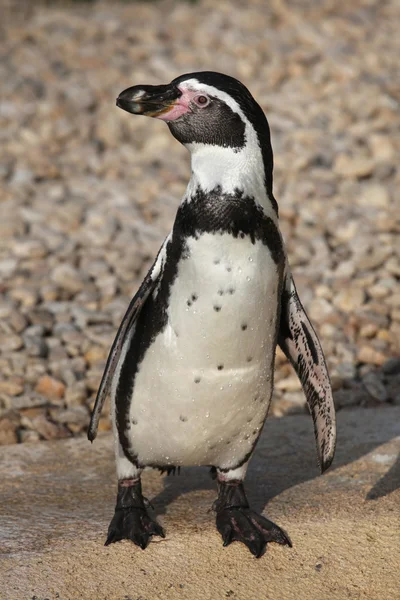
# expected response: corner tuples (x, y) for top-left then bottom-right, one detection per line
(1, 407), (399, 600)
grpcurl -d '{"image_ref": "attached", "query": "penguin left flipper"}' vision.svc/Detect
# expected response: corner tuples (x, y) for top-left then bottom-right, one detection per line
(278, 271), (336, 473)
(87, 237), (169, 442)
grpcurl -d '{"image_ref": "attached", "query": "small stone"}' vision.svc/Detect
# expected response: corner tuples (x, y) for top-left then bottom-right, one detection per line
(9, 287), (38, 308)
(331, 362), (356, 385)
(19, 430), (40, 443)
(376, 330), (392, 343)
(386, 294), (400, 308)
(382, 357), (400, 376)
(385, 257), (400, 277)
(368, 284), (391, 300)
(35, 375), (65, 400)
(29, 309), (54, 332)
(84, 346), (107, 365)
(0, 259), (18, 277)
(359, 323), (378, 338)
(51, 264), (85, 294)
(334, 385), (365, 409)
(308, 297), (335, 321)
(97, 417), (112, 433)
(334, 155), (374, 178)
(0, 300), (14, 319)
(65, 382), (88, 406)
(357, 346), (387, 366)
(362, 372), (388, 403)
(23, 336), (48, 358)
(281, 391), (306, 410)
(356, 247), (392, 271)
(52, 406), (90, 427)
(20, 407), (47, 426)
(386, 377), (400, 404)
(5, 394), (48, 411)
(358, 185), (390, 209)
(13, 240), (48, 259)
(0, 417), (18, 445)
(31, 414), (70, 441)
(333, 288), (365, 313)
(0, 333), (23, 351)
(9, 310), (28, 333)
(369, 134), (395, 161)
(0, 380), (24, 396)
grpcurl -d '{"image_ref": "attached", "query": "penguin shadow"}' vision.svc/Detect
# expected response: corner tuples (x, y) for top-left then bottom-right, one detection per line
(150, 382), (399, 517)
(365, 453), (400, 501)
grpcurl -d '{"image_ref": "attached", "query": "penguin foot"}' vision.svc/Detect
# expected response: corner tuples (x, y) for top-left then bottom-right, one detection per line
(216, 507), (291, 557)
(105, 479), (165, 549)
(214, 479), (292, 558)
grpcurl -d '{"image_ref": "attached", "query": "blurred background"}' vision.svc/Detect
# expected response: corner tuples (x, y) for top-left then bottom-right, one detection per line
(0, 0), (399, 445)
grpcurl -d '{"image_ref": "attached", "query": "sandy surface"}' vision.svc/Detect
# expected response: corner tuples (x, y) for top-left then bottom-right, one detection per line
(1, 406), (399, 600)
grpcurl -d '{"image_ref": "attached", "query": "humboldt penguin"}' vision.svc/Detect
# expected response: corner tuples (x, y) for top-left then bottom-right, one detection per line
(88, 71), (336, 558)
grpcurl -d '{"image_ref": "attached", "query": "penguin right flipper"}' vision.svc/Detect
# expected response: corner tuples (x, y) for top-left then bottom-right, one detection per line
(88, 236), (170, 442)
(278, 272), (336, 473)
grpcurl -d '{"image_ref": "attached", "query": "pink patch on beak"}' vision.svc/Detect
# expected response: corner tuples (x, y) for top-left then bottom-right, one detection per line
(155, 88), (197, 122)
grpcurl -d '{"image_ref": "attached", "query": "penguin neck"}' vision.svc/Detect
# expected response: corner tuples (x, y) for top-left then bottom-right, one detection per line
(185, 142), (277, 220)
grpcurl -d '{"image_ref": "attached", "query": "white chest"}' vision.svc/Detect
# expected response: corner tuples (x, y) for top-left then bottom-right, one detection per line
(126, 232), (281, 468)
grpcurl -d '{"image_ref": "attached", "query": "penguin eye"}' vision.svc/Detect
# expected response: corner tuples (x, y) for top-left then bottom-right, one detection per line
(193, 94), (210, 108)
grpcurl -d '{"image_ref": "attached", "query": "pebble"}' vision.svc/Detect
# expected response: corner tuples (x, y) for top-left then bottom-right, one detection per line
(35, 375), (66, 401)
(358, 185), (390, 209)
(65, 382), (88, 406)
(19, 430), (41, 443)
(382, 357), (400, 376)
(0, 379), (24, 396)
(31, 414), (70, 441)
(51, 264), (85, 295)
(361, 372), (388, 403)
(23, 335), (48, 359)
(0, 333), (23, 352)
(0, 0), (398, 444)
(334, 155), (374, 179)
(13, 240), (48, 259)
(52, 406), (90, 428)
(357, 346), (387, 366)
(5, 394), (49, 411)
(0, 417), (18, 445)
(333, 288), (365, 313)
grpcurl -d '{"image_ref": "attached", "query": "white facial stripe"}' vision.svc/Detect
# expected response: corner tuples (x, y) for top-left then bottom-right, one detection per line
(179, 80), (277, 220)
(179, 79), (249, 125)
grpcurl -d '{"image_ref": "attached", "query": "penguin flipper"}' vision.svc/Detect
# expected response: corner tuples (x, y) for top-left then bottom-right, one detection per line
(88, 237), (169, 442)
(278, 272), (336, 472)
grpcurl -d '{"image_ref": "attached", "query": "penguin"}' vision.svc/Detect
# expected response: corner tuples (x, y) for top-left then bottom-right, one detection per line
(88, 71), (336, 558)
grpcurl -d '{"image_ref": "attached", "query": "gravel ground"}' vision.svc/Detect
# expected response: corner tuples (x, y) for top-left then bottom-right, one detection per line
(0, 0), (399, 445)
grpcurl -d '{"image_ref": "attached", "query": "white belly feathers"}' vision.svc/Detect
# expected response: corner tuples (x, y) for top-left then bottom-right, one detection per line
(126, 232), (280, 469)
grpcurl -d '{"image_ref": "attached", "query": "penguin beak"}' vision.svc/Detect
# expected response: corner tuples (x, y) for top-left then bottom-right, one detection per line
(116, 84), (182, 119)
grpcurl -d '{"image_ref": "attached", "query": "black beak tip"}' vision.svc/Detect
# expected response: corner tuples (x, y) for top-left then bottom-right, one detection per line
(116, 95), (142, 115)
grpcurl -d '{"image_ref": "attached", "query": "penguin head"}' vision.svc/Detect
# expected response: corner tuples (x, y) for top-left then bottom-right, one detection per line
(117, 72), (270, 151)
(117, 72), (274, 198)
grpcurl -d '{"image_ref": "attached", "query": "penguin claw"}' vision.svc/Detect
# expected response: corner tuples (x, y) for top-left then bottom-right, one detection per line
(105, 508), (165, 549)
(216, 508), (292, 558)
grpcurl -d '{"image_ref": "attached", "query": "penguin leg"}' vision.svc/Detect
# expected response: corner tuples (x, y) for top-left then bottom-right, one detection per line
(105, 443), (165, 549)
(213, 467), (292, 558)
